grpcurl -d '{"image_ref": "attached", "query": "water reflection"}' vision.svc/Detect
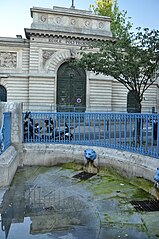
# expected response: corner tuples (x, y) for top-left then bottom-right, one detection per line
(0, 180), (100, 239)
(0, 166), (156, 239)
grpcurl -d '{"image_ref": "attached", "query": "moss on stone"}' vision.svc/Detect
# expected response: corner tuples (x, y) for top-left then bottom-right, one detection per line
(60, 163), (154, 199)
(61, 162), (83, 171)
(84, 167), (154, 202)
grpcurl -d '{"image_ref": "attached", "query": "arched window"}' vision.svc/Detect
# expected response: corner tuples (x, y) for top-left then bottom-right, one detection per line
(0, 85), (7, 102)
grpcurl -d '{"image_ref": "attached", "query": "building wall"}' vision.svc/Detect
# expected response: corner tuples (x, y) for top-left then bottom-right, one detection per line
(112, 81), (127, 112)
(0, 5), (158, 113)
(0, 39), (29, 103)
(0, 102), (23, 149)
(88, 73), (112, 111)
(0, 38), (158, 112)
(28, 76), (55, 104)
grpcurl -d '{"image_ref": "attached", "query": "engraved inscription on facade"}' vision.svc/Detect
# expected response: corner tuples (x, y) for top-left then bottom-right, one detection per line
(0, 52), (17, 68)
(48, 36), (90, 46)
(43, 50), (56, 66)
(49, 36), (62, 44)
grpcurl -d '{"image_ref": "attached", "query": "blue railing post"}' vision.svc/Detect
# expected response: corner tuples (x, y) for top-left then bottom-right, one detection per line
(22, 111), (159, 159)
(3, 112), (11, 151)
(0, 112), (11, 154)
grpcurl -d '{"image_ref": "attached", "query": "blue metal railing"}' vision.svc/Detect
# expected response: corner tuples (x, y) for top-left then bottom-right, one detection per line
(22, 112), (159, 159)
(0, 112), (11, 155)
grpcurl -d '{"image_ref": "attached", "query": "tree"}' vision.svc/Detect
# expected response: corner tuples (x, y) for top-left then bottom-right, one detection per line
(79, 28), (159, 112)
(90, 0), (132, 39)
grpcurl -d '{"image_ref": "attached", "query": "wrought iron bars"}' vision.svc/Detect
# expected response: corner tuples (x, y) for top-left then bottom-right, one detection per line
(0, 112), (11, 155)
(22, 112), (159, 159)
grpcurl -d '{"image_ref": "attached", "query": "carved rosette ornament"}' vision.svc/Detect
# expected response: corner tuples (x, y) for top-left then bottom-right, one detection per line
(71, 18), (76, 25)
(0, 52), (17, 68)
(85, 20), (90, 27)
(99, 22), (104, 29)
(40, 15), (47, 22)
(56, 17), (62, 24)
(42, 50), (56, 67)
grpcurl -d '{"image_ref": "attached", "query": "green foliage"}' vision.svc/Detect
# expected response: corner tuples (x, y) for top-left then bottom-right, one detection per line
(78, 0), (159, 112)
(79, 28), (159, 111)
(90, 0), (132, 39)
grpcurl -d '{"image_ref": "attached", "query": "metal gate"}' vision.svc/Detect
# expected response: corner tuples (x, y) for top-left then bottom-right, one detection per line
(57, 61), (86, 112)
(127, 90), (139, 113)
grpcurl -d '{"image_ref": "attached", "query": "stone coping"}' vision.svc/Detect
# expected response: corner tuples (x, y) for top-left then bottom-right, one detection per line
(0, 144), (158, 203)
(0, 146), (18, 187)
(22, 143), (159, 183)
(0, 143), (158, 185)
(0, 146), (17, 165)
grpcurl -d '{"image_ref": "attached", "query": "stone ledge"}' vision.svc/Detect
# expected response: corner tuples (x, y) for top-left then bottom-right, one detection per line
(22, 144), (159, 183)
(0, 146), (18, 186)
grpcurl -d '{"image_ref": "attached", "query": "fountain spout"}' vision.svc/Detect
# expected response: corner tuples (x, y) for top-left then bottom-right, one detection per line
(84, 149), (99, 174)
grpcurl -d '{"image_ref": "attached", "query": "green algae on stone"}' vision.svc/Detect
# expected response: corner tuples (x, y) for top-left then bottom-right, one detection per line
(61, 164), (154, 202)
(104, 212), (143, 225)
(85, 170), (154, 202)
(61, 162), (83, 171)
(130, 187), (154, 201)
(130, 177), (154, 193)
(1, 165), (159, 239)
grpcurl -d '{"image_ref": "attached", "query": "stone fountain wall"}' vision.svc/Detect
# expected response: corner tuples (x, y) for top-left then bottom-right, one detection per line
(0, 102), (22, 186)
(0, 102), (158, 187)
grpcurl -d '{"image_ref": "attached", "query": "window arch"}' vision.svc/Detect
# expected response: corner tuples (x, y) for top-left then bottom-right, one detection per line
(0, 85), (7, 102)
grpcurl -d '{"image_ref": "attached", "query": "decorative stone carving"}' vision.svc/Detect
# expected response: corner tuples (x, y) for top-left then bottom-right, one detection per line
(40, 15), (47, 22)
(56, 17), (62, 24)
(71, 18), (76, 25)
(0, 52), (17, 68)
(70, 48), (77, 59)
(29, 6), (112, 38)
(99, 22), (104, 29)
(42, 50), (56, 66)
(85, 20), (90, 27)
(45, 49), (80, 73)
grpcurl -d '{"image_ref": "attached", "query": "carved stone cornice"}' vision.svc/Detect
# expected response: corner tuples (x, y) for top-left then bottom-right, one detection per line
(25, 28), (112, 43)
(0, 37), (29, 47)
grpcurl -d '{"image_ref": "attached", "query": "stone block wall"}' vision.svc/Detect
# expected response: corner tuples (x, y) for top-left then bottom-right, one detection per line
(22, 143), (159, 184)
(0, 146), (17, 186)
(0, 102), (23, 150)
(0, 102), (22, 186)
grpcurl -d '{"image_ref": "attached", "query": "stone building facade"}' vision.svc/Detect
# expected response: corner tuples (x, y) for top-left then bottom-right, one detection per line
(0, 5), (158, 112)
